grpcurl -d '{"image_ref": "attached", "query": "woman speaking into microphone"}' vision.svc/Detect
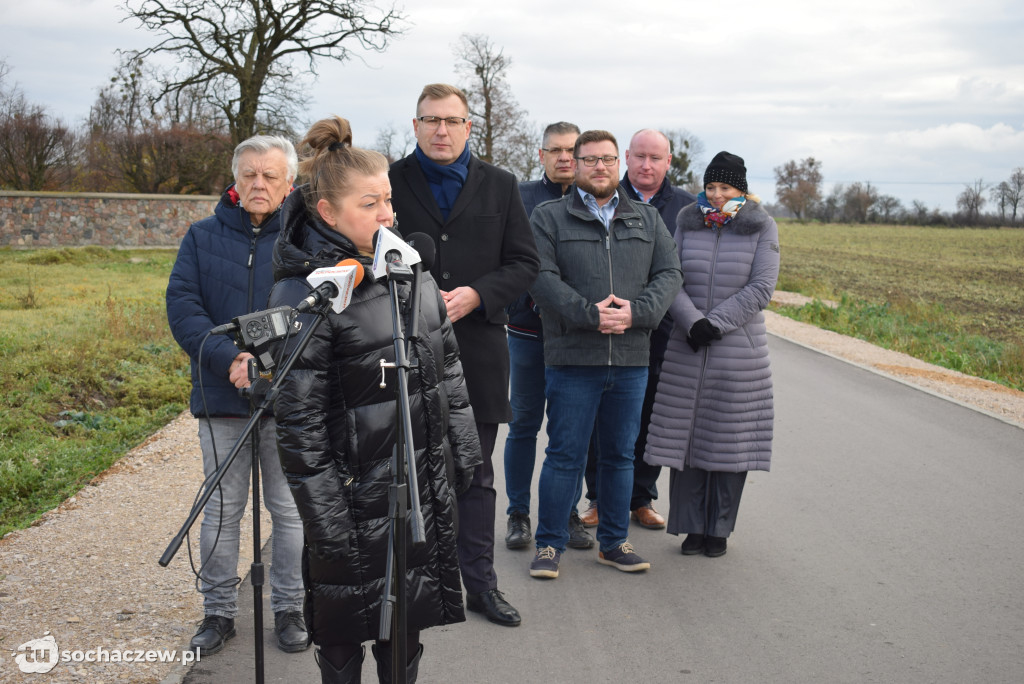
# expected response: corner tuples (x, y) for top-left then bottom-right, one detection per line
(268, 115), (481, 684)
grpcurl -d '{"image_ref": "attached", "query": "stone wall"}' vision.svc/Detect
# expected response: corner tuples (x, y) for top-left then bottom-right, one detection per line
(0, 191), (219, 248)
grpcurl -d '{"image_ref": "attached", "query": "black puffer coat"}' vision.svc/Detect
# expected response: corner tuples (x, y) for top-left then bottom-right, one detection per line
(268, 187), (481, 646)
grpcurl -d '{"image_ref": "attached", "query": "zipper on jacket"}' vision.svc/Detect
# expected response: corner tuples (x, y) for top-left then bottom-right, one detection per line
(605, 232), (614, 365)
(247, 225), (261, 312)
(687, 227), (723, 467)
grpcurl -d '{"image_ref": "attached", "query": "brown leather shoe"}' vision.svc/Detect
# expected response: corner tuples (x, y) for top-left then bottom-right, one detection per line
(630, 503), (666, 529)
(579, 500), (598, 528)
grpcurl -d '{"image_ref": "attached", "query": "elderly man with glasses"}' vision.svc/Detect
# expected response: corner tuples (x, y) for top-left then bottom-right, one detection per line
(389, 83), (539, 628)
(525, 130), (681, 581)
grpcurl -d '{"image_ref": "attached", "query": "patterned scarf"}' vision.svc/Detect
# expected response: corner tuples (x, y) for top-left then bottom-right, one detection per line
(697, 191), (746, 229)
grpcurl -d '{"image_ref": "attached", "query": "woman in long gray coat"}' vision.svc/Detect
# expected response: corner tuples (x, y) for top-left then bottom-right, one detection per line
(644, 151), (779, 558)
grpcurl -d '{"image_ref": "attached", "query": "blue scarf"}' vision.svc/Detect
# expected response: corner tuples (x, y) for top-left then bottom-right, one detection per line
(415, 144), (470, 220)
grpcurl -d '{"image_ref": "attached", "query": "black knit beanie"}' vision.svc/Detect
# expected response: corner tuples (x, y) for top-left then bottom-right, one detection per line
(703, 151), (748, 193)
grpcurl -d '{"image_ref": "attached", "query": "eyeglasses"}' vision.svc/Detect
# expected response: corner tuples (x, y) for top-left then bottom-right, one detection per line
(575, 155), (619, 167)
(417, 116), (468, 129)
(542, 147), (574, 156)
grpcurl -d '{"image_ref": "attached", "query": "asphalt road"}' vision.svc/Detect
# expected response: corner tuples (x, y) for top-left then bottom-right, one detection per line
(171, 335), (1024, 684)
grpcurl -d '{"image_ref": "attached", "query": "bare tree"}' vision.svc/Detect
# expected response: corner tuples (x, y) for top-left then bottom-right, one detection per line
(872, 195), (904, 223)
(956, 179), (987, 224)
(1006, 167), (1024, 223)
(84, 58), (231, 194)
(813, 183), (843, 222)
(0, 67), (77, 191)
(372, 121), (415, 164)
(990, 181), (1011, 223)
(663, 129), (704, 191)
(453, 33), (537, 179)
(120, 0), (405, 147)
(773, 157), (823, 220)
(910, 200), (931, 225)
(842, 182), (878, 223)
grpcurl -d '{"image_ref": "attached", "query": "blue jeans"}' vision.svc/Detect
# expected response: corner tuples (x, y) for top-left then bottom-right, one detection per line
(503, 335), (547, 515)
(536, 366), (647, 552)
(198, 417), (304, 618)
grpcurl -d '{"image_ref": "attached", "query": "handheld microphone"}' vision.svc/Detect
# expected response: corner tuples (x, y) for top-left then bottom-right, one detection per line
(371, 226), (422, 280)
(295, 258), (365, 314)
(403, 232), (436, 271)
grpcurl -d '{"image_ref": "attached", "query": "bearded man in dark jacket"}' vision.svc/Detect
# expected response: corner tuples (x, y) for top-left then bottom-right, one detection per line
(579, 128), (697, 532)
(166, 135), (308, 656)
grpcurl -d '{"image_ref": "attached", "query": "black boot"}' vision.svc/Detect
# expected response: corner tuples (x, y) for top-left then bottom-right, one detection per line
(316, 646), (363, 684)
(371, 643), (423, 684)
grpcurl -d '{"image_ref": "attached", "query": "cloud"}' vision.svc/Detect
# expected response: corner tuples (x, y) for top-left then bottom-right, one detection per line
(889, 122), (1024, 153)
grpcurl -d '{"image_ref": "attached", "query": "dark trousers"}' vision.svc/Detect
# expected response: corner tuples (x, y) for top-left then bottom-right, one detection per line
(457, 421), (498, 594)
(584, 366), (662, 509)
(667, 467), (748, 538)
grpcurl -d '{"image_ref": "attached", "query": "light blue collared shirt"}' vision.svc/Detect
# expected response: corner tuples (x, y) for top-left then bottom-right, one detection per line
(630, 183), (652, 203)
(577, 187), (619, 231)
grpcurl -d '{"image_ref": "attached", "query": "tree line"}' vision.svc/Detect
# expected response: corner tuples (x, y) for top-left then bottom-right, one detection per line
(772, 158), (1024, 227)
(3, 0), (1017, 227)
(0, 0), (704, 197)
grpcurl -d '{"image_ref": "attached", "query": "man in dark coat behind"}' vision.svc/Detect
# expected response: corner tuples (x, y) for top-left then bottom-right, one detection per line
(503, 121), (594, 554)
(389, 83), (539, 628)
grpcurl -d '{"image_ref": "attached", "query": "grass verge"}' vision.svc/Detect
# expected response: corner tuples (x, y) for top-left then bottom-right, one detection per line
(0, 246), (190, 537)
(773, 222), (1024, 391)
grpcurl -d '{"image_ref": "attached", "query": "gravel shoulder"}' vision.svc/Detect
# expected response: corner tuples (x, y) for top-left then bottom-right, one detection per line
(2, 293), (1022, 683)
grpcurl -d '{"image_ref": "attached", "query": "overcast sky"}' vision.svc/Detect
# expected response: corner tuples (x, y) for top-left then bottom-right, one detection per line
(3, 0), (1022, 211)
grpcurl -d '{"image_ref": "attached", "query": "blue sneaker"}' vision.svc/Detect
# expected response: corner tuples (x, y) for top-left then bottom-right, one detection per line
(529, 546), (561, 579)
(597, 542), (650, 572)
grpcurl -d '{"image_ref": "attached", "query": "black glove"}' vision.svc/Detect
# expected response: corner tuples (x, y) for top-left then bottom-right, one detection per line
(454, 466), (476, 496)
(686, 318), (722, 352)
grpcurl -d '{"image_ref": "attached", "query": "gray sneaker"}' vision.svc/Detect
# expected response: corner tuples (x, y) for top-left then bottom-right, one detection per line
(567, 510), (595, 549)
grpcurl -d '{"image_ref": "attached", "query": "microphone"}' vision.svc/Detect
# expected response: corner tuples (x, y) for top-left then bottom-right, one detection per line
(295, 258), (365, 314)
(371, 226), (422, 280)
(403, 232), (436, 271)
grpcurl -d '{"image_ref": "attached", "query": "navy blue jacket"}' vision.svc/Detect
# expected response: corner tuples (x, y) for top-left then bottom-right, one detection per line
(166, 185), (283, 417)
(507, 174), (569, 341)
(621, 173), (696, 372)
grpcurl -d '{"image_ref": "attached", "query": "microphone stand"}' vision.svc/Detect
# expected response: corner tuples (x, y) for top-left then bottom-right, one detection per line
(159, 301), (333, 683)
(378, 260), (426, 684)
(244, 365), (272, 684)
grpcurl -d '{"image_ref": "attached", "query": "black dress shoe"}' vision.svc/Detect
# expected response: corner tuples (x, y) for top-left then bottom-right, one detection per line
(189, 615), (236, 655)
(466, 588), (522, 627)
(680, 533), (705, 555)
(274, 610), (310, 653)
(704, 536), (728, 558)
(567, 510), (595, 549)
(505, 511), (532, 550)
